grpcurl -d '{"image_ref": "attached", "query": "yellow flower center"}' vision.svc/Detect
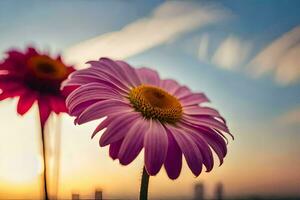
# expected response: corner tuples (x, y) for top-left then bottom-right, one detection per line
(28, 55), (68, 80)
(129, 85), (182, 123)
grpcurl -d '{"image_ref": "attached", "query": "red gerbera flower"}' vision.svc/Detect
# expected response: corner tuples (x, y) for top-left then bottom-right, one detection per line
(0, 46), (75, 200)
(0, 46), (75, 126)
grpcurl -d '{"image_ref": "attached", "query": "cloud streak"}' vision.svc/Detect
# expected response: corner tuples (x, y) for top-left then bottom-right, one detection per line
(249, 26), (300, 85)
(197, 34), (210, 61)
(211, 35), (252, 70)
(63, 1), (230, 67)
(195, 34), (252, 70)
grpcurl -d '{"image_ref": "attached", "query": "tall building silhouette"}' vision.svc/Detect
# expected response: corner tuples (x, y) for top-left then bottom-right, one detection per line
(71, 193), (80, 200)
(95, 189), (103, 200)
(215, 182), (224, 200)
(194, 183), (205, 200)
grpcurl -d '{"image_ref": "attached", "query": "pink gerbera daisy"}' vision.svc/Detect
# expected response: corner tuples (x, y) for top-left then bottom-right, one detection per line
(64, 58), (233, 181)
(0, 47), (75, 126)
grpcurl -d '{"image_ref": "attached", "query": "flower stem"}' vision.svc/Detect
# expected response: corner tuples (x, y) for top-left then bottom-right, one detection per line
(40, 125), (49, 200)
(139, 166), (150, 200)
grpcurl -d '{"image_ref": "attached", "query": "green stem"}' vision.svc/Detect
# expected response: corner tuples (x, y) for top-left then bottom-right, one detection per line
(139, 167), (150, 200)
(41, 125), (49, 200)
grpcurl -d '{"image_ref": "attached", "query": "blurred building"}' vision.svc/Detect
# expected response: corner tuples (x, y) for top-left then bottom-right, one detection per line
(215, 182), (224, 200)
(95, 189), (103, 200)
(194, 183), (205, 200)
(71, 193), (80, 200)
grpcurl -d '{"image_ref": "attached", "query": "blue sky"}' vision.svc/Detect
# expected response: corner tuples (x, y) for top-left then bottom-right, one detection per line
(1, 0), (300, 199)
(1, 0), (299, 119)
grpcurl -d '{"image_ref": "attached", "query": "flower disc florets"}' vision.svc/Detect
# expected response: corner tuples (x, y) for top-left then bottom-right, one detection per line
(129, 84), (182, 123)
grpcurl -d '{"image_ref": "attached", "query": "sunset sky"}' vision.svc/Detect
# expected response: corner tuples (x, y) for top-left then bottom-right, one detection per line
(0, 0), (300, 199)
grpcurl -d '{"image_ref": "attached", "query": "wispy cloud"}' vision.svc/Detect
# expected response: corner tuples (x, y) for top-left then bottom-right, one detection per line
(197, 34), (210, 61)
(277, 106), (300, 126)
(211, 35), (252, 70)
(195, 34), (252, 70)
(63, 1), (230, 67)
(249, 26), (300, 85)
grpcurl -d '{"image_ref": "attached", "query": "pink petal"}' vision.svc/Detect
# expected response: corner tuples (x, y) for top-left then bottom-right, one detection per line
(99, 112), (141, 146)
(201, 133), (226, 166)
(166, 125), (203, 176)
(109, 139), (123, 160)
(164, 130), (182, 179)
(179, 124), (214, 172)
(182, 115), (229, 133)
(194, 137), (214, 172)
(136, 67), (160, 86)
(87, 60), (131, 90)
(184, 106), (220, 116)
(118, 119), (148, 165)
(66, 83), (123, 113)
(69, 100), (98, 117)
(62, 75), (101, 87)
(69, 68), (129, 94)
(173, 86), (191, 99)
(98, 58), (133, 86)
(94, 58), (142, 87)
(159, 79), (180, 95)
(91, 110), (135, 139)
(144, 120), (168, 175)
(116, 60), (142, 87)
(92, 116), (113, 139)
(180, 122), (227, 166)
(183, 106), (226, 123)
(180, 93), (210, 106)
(76, 99), (132, 125)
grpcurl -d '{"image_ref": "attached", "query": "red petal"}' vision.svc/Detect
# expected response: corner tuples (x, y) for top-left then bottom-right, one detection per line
(48, 96), (67, 114)
(17, 92), (37, 115)
(38, 96), (51, 127)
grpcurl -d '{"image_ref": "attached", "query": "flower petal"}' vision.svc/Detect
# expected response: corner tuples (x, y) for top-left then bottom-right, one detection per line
(159, 79), (180, 95)
(0, 81), (26, 100)
(38, 96), (51, 127)
(17, 91), (37, 115)
(180, 122), (227, 166)
(136, 67), (160, 86)
(109, 139), (123, 160)
(180, 93), (210, 106)
(173, 86), (191, 99)
(144, 120), (168, 175)
(76, 99), (132, 125)
(68, 68), (129, 94)
(183, 106), (226, 123)
(166, 125), (203, 176)
(118, 119), (148, 165)
(66, 82), (123, 113)
(182, 115), (229, 133)
(99, 112), (141, 147)
(48, 96), (67, 114)
(87, 60), (131, 90)
(91, 109), (136, 138)
(70, 100), (98, 117)
(116, 60), (141, 86)
(178, 123), (214, 172)
(96, 58), (142, 87)
(164, 130), (182, 179)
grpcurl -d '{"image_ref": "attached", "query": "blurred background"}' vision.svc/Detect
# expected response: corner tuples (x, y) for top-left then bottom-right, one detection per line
(0, 0), (300, 199)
